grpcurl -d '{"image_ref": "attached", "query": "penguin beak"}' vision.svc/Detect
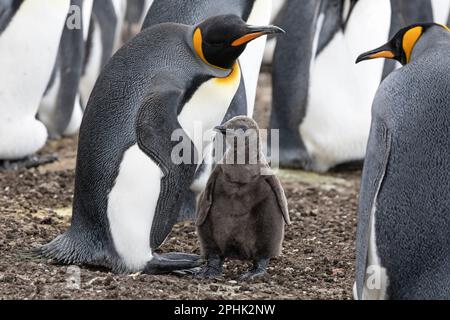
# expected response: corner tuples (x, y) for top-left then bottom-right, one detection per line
(356, 44), (396, 64)
(214, 125), (228, 135)
(231, 25), (285, 47)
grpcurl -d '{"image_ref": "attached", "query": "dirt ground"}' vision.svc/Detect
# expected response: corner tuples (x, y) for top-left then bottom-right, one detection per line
(0, 73), (361, 300)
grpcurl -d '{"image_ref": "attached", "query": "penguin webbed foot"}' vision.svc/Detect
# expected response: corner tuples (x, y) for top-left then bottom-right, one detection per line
(193, 257), (223, 279)
(237, 259), (269, 282)
(279, 148), (312, 170)
(144, 252), (202, 275)
(0, 154), (58, 171)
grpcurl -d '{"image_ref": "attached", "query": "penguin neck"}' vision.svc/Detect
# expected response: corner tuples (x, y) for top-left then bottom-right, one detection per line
(409, 27), (450, 63)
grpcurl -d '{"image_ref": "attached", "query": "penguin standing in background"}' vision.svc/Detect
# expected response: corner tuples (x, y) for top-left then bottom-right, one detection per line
(39, 15), (283, 274)
(270, 0), (444, 172)
(262, 0), (287, 65)
(431, 0), (450, 25)
(355, 23), (450, 300)
(39, 0), (93, 138)
(196, 116), (290, 281)
(123, 0), (153, 41)
(79, 0), (126, 109)
(271, 0), (393, 172)
(142, 0), (274, 221)
(0, 0), (70, 167)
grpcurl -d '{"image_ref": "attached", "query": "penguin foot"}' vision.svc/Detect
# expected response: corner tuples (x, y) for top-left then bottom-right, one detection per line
(0, 154), (58, 171)
(237, 259), (269, 282)
(159, 252), (201, 262)
(278, 148), (312, 170)
(194, 258), (223, 279)
(144, 253), (202, 275)
(195, 265), (223, 279)
(237, 268), (267, 282)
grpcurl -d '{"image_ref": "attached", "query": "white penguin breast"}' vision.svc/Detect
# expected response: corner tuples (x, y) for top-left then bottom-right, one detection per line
(107, 144), (163, 272)
(431, 0), (450, 25)
(299, 0), (391, 171)
(82, 0), (94, 41)
(238, 0), (272, 117)
(178, 69), (241, 157)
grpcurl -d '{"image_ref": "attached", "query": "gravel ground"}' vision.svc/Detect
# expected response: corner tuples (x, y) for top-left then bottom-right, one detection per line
(0, 73), (361, 300)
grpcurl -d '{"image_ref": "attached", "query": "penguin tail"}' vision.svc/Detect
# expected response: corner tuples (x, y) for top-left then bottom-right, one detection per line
(35, 231), (89, 266)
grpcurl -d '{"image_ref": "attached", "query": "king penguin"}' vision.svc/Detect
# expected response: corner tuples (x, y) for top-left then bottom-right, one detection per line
(39, 15), (283, 274)
(142, 0), (273, 119)
(270, 0), (393, 172)
(270, 0), (448, 172)
(0, 0), (70, 164)
(38, 0), (93, 138)
(354, 23), (450, 300)
(142, 0), (274, 221)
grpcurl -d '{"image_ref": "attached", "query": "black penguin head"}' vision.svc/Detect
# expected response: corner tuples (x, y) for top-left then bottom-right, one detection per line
(356, 23), (450, 65)
(215, 116), (259, 137)
(215, 116), (262, 164)
(194, 15), (284, 70)
(215, 116), (261, 150)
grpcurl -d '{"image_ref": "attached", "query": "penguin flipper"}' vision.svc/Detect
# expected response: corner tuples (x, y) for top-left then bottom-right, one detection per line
(264, 173), (291, 225)
(196, 166), (220, 227)
(355, 121), (392, 300)
(136, 86), (197, 249)
(53, 1), (85, 136)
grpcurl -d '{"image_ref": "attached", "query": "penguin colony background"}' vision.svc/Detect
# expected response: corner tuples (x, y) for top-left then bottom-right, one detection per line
(0, 0), (449, 300)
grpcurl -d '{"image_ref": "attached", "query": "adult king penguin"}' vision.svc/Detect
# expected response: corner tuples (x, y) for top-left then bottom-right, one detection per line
(355, 23), (450, 300)
(270, 0), (393, 172)
(39, 15), (283, 274)
(142, 0), (274, 221)
(142, 0), (273, 118)
(271, 0), (449, 172)
(0, 0), (70, 165)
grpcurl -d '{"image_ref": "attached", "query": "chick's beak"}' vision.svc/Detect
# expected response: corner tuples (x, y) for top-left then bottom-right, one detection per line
(231, 25), (285, 47)
(214, 125), (227, 135)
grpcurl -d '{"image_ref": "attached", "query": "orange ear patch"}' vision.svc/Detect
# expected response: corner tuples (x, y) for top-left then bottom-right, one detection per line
(403, 26), (423, 63)
(231, 32), (264, 47)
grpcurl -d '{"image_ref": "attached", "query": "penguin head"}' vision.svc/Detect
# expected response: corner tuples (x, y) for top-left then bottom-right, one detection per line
(194, 15), (284, 70)
(356, 23), (450, 65)
(215, 116), (260, 144)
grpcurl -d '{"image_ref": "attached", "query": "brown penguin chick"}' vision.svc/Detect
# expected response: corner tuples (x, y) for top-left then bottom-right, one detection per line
(196, 116), (291, 281)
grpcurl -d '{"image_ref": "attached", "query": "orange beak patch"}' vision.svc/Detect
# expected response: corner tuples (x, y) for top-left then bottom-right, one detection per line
(231, 32), (265, 47)
(369, 50), (395, 60)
